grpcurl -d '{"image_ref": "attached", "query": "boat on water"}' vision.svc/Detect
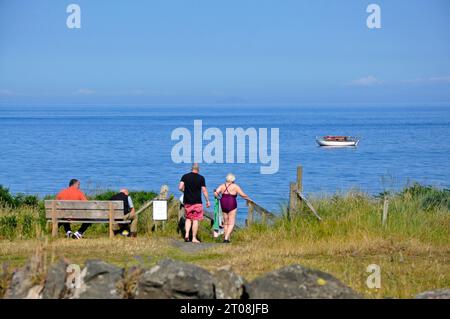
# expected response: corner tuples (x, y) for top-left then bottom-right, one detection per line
(316, 135), (360, 147)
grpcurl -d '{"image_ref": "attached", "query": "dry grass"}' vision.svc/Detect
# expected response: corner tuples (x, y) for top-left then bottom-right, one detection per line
(0, 231), (448, 299)
(0, 236), (175, 269)
(197, 235), (449, 299)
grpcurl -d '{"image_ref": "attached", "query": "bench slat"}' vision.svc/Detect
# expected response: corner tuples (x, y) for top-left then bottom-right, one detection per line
(47, 220), (131, 224)
(45, 210), (125, 219)
(44, 200), (124, 210)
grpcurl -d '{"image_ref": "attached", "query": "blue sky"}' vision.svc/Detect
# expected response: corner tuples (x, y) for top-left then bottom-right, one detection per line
(1, 0), (450, 106)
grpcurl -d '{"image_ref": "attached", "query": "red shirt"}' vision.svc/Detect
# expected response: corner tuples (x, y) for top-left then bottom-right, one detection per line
(56, 186), (87, 201)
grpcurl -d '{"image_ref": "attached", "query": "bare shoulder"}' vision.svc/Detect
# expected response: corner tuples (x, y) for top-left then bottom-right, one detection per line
(232, 183), (242, 191)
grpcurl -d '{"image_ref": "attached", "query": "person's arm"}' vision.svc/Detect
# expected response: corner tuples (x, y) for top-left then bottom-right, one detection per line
(202, 186), (210, 208)
(128, 196), (136, 215)
(214, 184), (223, 198)
(80, 191), (88, 201)
(236, 185), (250, 200)
(201, 176), (210, 207)
(179, 181), (185, 192)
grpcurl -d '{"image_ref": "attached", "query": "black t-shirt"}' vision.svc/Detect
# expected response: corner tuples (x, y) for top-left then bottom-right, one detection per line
(110, 192), (130, 215)
(181, 172), (206, 204)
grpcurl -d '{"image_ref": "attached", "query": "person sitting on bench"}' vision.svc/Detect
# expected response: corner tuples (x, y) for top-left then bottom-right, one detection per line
(110, 189), (137, 237)
(56, 179), (91, 239)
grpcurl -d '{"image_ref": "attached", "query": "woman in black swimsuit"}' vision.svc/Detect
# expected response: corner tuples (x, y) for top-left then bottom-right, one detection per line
(214, 173), (250, 243)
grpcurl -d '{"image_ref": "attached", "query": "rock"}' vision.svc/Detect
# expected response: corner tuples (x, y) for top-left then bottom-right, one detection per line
(415, 289), (450, 299)
(246, 264), (360, 299)
(4, 255), (43, 299)
(4, 268), (32, 299)
(73, 260), (124, 299)
(136, 259), (214, 299)
(42, 260), (68, 299)
(25, 285), (44, 299)
(5, 258), (367, 299)
(213, 265), (247, 299)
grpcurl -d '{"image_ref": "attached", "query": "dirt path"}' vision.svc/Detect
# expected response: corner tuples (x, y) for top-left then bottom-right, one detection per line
(169, 239), (218, 254)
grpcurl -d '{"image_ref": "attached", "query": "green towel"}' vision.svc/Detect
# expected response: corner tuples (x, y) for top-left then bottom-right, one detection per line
(213, 197), (220, 231)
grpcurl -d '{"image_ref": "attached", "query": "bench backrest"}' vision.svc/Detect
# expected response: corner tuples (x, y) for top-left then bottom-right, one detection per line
(45, 200), (125, 220)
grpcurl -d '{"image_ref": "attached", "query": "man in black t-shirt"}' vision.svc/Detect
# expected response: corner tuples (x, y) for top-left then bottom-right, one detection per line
(110, 189), (138, 237)
(179, 163), (210, 243)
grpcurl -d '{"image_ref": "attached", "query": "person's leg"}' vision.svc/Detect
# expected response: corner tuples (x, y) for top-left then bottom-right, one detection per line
(184, 218), (192, 241)
(112, 221), (121, 235)
(128, 212), (138, 237)
(62, 223), (72, 233)
(225, 209), (237, 241)
(191, 220), (200, 243)
(76, 223), (91, 237)
(222, 212), (229, 239)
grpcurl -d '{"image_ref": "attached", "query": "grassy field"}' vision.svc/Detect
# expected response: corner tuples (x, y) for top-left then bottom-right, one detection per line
(0, 184), (449, 298)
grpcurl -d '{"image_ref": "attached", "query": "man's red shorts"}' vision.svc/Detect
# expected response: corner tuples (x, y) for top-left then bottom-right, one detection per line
(184, 203), (204, 220)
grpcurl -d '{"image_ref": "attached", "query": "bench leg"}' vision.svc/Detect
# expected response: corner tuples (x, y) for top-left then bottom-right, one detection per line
(109, 221), (114, 239)
(109, 203), (114, 239)
(52, 219), (58, 238)
(51, 201), (58, 238)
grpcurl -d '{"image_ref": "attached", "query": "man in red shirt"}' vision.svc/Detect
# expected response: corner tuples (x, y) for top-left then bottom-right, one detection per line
(56, 179), (91, 239)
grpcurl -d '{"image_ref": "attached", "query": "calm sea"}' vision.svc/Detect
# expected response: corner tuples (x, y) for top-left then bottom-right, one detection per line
(1, 105), (449, 220)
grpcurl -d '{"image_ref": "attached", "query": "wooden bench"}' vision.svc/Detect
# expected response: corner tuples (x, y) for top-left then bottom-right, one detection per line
(45, 200), (129, 239)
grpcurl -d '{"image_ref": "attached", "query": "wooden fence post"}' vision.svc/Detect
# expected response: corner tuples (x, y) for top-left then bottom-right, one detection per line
(289, 182), (297, 214)
(109, 202), (114, 239)
(289, 166), (303, 215)
(261, 209), (267, 225)
(155, 185), (169, 231)
(247, 201), (254, 226)
(382, 196), (389, 226)
(296, 166), (303, 208)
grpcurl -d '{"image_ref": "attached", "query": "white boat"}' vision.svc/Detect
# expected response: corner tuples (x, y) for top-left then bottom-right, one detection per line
(316, 135), (360, 147)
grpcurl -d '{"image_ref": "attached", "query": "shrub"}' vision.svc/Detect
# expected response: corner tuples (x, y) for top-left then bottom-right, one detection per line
(14, 194), (39, 207)
(0, 185), (39, 208)
(399, 183), (450, 211)
(0, 186), (16, 207)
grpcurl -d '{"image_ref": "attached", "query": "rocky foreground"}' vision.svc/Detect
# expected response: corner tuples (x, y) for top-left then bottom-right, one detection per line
(2, 258), (449, 299)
